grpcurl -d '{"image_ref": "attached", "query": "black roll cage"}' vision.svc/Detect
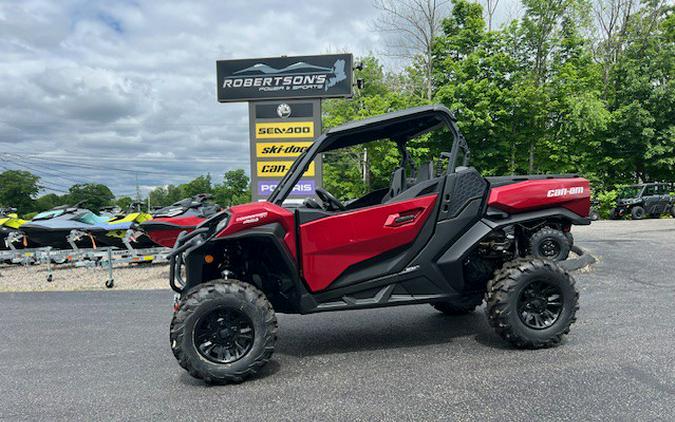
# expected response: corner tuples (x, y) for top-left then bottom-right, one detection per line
(267, 105), (469, 205)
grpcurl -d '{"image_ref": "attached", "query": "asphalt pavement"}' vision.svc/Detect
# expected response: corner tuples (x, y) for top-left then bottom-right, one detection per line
(0, 220), (673, 421)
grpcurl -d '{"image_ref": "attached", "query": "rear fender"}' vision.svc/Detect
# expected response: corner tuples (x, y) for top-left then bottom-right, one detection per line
(482, 207), (591, 230)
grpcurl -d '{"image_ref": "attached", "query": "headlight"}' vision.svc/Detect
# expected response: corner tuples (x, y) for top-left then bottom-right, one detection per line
(215, 216), (229, 233)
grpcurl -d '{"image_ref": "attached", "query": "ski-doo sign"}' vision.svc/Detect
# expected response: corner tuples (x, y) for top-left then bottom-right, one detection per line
(217, 54), (353, 102)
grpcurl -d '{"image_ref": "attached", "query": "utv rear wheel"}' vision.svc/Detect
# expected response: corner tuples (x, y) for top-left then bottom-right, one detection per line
(485, 258), (578, 349)
(170, 279), (277, 384)
(631, 206), (645, 220)
(528, 228), (570, 261)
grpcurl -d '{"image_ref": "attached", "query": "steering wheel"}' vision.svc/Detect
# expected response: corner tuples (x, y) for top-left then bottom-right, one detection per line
(315, 188), (346, 211)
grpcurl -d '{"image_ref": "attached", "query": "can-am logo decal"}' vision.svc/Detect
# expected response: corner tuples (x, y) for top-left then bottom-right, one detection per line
(255, 121), (314, 139)
(256, 142), (312, 157)
(256, 161), (315, 177)
(235, 212), (268, 225)
(222, 60), (347, 93)
(547, 187), (585, 197)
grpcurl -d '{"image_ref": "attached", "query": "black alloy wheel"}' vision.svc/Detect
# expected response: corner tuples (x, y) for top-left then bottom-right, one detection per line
(170, 279), (277, 384)
(517, 280), (563, 330)
(538, 238), (561, 259)
(528, 227), (570, 262)
(485, 258), (579, 349)
(194, 307), (255, 364)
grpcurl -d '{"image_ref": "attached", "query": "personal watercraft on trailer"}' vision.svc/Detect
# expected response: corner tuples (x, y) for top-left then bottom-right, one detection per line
(0, 208), (29, 250)
(19, 202), (109, 250)
(138, 194), (220, 247)
(87, 203), (155, 249)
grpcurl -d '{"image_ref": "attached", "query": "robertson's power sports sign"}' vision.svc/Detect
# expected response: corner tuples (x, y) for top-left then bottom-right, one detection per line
(217, 54), (353, 102)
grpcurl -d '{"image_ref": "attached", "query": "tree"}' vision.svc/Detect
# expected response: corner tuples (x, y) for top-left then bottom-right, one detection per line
(214, 169), (251, 206)
(0, 170), (40, 213)
(34, 193), (68, 212)
(67, 183), (114, 211)
(482, 0), (502, 31)
(601, 0), (674, 183)
(115, 196), (134, 210)
(434, 1), (527, 175)
(373, 0), (452, 100)
(182, 174), (213, 197)
(322, 56), (416, 199)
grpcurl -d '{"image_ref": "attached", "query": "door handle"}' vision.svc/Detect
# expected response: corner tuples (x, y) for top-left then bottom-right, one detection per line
(384, 209), (421, 227)
(394, 215), (415, 224)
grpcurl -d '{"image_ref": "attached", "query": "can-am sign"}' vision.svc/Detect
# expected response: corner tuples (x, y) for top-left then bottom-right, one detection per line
(217, 54), (353, 102)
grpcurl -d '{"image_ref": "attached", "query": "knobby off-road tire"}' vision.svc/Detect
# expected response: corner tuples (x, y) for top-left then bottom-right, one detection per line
(631, 206), (646, 220)
(170, 279), (277, 384)
(670, 206), (675, 218)
(432, 295), (483, 315)
(485, 258), (579, 349)
(528, 227), (570, 262)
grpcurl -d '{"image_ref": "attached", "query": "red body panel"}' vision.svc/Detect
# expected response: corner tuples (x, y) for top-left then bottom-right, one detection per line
(142, 216), (205, 247)
(215, 202), (296, 257)
(299, 194), (438, 293)
(488, 178), (591, 217)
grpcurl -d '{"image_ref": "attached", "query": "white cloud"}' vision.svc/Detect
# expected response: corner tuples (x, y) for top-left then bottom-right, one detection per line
(0, 0), (381, 196)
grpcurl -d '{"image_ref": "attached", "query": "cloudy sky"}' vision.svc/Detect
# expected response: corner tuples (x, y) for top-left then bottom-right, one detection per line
(0, 0), (517, 198)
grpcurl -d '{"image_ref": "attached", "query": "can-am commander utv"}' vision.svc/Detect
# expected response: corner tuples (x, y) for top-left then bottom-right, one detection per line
(611, 183), (675, 220)
(168, 105), (591, 383)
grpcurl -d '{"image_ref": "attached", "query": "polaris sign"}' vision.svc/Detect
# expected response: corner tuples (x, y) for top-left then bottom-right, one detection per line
(217, 54), (353, 102)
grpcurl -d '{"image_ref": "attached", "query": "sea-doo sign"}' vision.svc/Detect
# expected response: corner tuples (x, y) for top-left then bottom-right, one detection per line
(217, 54), (353, 102)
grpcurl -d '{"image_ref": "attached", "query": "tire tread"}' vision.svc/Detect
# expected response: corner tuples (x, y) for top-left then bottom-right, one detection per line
(485, 257), (579, 349)
(169, 280), (277, 384)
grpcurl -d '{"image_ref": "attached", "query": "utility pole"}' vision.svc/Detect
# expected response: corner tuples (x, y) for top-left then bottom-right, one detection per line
(135, 173), (141, 202)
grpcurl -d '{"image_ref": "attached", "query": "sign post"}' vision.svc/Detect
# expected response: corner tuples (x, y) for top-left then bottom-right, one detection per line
(216, 54), (353, 202)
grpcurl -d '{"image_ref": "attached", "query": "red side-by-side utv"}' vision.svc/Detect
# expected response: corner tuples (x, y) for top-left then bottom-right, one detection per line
(168, 105), (591, 383)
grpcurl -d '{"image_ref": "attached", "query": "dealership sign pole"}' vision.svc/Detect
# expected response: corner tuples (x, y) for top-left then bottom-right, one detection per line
(216, 54), (354, 202)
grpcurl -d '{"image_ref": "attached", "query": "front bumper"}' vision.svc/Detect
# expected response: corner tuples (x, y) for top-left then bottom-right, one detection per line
(168, 228), (209, 293)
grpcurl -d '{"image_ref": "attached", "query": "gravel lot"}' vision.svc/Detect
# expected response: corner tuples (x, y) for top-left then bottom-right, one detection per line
(0, 219), (673, 421)
(0, 261), (169, 292)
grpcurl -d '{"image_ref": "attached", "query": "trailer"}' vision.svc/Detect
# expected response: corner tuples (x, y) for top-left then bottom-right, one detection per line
(1, 229), (171, 288)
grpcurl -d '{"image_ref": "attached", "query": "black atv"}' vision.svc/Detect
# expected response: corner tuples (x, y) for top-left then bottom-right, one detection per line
(611, 183), (675, 220)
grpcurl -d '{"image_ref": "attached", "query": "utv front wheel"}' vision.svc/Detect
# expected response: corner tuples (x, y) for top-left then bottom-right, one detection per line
(631, 206), (645, 220)
(485, 258), (578, 349)
(170, 280), (277, 384)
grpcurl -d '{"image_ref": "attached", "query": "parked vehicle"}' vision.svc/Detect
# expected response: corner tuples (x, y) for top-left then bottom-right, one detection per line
(611, 183), (675, 220)
(88, 203), (154, 249)
(137, 194), (221, 247)
(166, 105), (591, 383)
(19, 202), (149, 250)
(0, 208), (29, 250)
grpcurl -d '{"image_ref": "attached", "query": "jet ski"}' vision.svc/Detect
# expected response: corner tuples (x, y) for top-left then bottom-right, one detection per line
(138, 194), (221, 247)
(87, 203), (155, 249)
(0, 208), (29, 250)
(19, 202), (108, 250)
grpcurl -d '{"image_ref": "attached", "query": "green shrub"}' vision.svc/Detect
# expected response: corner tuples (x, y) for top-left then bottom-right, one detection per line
(595, 190), (619, 219)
